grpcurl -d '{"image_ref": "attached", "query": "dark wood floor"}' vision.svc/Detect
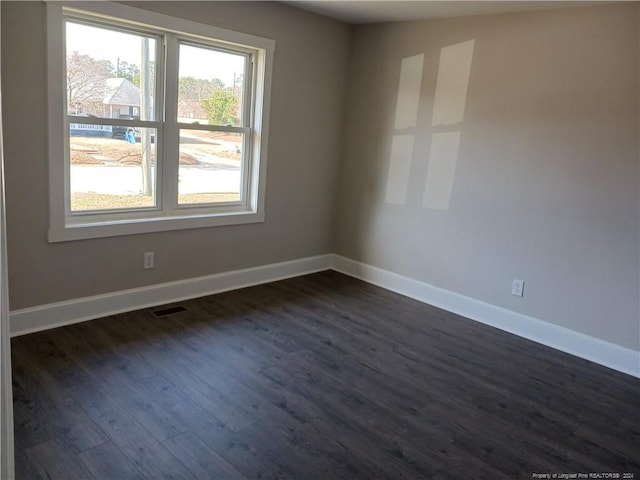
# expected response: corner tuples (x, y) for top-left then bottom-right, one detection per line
(11, 271), (640, 479)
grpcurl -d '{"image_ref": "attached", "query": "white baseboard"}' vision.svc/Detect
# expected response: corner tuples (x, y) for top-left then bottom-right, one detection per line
(10, 254), (332, 337)
(10, 252), (639, 378)
(330, 254), (640, 378)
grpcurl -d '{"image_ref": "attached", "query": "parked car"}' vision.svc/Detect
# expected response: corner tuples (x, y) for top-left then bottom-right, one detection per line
(112, 118), (154, 143)
(112, 116), (139, 140)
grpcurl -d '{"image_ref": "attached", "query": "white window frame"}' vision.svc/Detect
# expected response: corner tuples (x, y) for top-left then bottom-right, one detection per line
(47, 2), (275, 242)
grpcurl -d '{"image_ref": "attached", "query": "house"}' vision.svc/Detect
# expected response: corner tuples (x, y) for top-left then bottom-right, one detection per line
(102, 77), (141, 119)
(0, 1), (638, 478)
(69, 78), (141, 137)
(178, 99), (208, 123)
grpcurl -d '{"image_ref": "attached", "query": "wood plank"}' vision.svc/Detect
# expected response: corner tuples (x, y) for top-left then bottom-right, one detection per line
(163, 432), (246, 480)
(67, 381), (197, 479)
(25, 437), (94, 480)
(11, 345), (107, 453)
(12, 271), (640, 478)
(77, 441), (146, 480)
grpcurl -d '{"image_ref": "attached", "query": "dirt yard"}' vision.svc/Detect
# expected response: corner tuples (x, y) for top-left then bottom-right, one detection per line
(70, 137), (197, 165)
(70, 133), (241, 166)
(71, 192), (241, 211)
(69, 134), (242, 211)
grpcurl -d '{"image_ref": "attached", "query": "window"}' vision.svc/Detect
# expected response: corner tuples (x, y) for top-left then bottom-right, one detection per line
(47, 2), (274, 241)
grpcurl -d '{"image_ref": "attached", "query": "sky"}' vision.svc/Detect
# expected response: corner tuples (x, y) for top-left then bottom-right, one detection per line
(66, 21), (245, 87)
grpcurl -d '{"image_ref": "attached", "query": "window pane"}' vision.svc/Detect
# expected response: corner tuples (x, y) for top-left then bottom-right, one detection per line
(69, 125), (157, 211)
(178, 130), (243, 205)
(66, 21), (157, 121)
(178, 44), (245, 127)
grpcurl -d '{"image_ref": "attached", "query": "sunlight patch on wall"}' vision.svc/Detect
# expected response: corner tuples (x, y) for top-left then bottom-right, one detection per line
(385, 134), (416, 204)
(394, 54), (424, 129)
(385, 54), (424, 205)
(431, 40), (475, 127)
(422, 132), (461, 209)
(423, 39), (474, 210)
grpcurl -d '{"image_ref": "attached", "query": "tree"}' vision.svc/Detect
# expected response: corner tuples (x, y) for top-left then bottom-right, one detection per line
(178, 76), (223, 101)
(66, 52), (114, 115)
(201, 89), (238, 125)
(116, 60), (141, 86)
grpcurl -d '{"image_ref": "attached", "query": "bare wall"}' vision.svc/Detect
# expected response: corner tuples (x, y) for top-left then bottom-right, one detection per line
(333, 4), (640, 350)
(1, 1), (350, 309)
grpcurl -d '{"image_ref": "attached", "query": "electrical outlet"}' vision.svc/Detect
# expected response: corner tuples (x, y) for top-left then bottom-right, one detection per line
(143, 251), (155, 269)
(512, 279), (524, 297)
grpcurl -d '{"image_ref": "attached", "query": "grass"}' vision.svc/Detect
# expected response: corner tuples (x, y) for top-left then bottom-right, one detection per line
(71, 192), (241, 211)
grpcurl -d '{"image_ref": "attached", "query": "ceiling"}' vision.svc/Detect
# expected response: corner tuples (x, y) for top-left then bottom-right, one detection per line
(282, 1), (613, 24)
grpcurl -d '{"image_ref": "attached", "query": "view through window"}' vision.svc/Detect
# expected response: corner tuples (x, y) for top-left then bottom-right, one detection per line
(63, 10), (257, 215)
(176, 43), (247, 206)
(48, 3), (274, 238)
(48, 3), (274, 241)
(67, 21), (160, 211)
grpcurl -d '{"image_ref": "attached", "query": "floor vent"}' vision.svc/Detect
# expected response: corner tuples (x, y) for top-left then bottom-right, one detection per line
(152, 305), (187, 317)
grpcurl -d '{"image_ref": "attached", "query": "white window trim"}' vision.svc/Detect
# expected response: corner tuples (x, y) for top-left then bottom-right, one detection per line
(47, 1), (275, 242)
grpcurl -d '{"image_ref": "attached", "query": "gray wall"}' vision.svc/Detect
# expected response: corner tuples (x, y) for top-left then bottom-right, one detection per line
(334, 4), (640, 351)
(1, 1), (351, 309)
(1, 1), (638, 352)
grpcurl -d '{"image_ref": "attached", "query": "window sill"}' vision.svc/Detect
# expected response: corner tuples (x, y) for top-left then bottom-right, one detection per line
(48, 210), (265, 242)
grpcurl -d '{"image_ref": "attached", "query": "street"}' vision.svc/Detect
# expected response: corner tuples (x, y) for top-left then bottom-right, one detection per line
(70, 162), (241, 195)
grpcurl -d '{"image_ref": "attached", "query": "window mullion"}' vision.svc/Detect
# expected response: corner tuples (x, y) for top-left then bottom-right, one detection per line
(67, 116), (160, 129)
(243, 56), (254, 128)
(162, 34), (180, 214)
(175, 123), (248, 134)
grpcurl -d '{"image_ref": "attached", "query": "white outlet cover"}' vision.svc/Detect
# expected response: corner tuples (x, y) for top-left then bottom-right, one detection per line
(143, 252), (155, 269)
(512, 279), (524, 297)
